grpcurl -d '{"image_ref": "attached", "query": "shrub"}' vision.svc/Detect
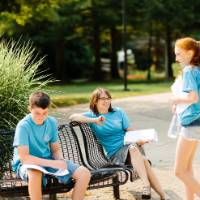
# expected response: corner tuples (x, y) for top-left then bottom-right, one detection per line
(0, 40), (52, 129)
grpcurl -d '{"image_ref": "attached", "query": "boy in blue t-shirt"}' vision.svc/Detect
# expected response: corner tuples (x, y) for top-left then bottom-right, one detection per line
(12, 92), (90, 200)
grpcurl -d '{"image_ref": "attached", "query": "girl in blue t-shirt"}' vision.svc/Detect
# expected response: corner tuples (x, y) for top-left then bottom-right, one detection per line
(70, 88), (167, 200)
(171, 37), (200, 199)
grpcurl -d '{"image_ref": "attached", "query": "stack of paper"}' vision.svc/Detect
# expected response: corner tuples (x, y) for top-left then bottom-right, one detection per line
(22, 164), (69, 176)
(124, 129), (158, 144)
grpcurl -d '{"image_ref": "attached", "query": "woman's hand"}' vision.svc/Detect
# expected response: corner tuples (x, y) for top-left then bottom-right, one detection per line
(94, 116), (105, 125)
(137, 140), (149, 146)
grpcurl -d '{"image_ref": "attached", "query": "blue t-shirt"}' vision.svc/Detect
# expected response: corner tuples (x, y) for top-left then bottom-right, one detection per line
(180, 66), (200, 125)
(84, 107), (129, 158)
(12, 114), (59, 171)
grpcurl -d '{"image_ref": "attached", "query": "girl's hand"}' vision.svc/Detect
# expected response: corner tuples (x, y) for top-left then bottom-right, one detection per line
(170, 96), (177, 104)
(94, 116), (105, 125)
(171, 104), (177, 114)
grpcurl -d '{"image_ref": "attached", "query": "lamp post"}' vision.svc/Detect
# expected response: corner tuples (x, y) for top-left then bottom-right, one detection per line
(122, 0), (128, 91)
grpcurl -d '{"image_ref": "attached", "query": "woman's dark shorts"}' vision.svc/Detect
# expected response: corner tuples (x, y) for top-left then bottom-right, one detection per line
(110, 143), (145, 166)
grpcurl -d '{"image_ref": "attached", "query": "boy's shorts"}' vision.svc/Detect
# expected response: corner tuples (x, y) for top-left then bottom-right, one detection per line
(17, 160), (80, 185)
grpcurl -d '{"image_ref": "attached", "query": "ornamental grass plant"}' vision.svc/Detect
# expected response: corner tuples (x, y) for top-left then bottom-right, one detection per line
(0, 40), (51, 129)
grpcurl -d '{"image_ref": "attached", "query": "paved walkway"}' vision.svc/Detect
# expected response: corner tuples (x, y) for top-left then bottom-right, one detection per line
(51, 92), (200, 200)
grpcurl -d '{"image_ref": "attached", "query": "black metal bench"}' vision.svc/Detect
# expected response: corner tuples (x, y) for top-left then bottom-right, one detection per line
(0, 122), (135, 200)
(70, 121), (140, 183)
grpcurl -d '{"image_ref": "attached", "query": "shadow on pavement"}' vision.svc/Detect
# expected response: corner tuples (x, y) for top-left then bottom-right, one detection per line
(129, 190), (181, 200)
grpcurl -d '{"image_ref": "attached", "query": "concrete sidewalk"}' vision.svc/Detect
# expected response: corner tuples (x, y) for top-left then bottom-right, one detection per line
(52, 92), (200, 200)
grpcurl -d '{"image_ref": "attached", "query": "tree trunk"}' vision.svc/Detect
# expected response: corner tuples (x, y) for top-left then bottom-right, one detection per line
(154, 31), (163, 71)
(110, 26), (120, 79)
(55, 37), (67, 82)
(91, 19), (102, 81)
(164, 25), (174, 79)
(147, 22), (153, 81)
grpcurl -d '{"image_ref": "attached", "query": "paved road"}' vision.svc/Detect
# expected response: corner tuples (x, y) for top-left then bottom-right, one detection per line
(51, 92), (200, 200)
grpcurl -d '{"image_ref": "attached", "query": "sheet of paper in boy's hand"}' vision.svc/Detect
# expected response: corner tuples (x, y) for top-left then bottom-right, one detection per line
(22, 164), (69, 176)
(124, 129), (158, 144)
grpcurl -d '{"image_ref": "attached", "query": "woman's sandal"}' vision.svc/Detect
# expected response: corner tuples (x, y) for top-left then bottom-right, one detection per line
(160, 194), (170, 200)
(141, 186), (151, 199)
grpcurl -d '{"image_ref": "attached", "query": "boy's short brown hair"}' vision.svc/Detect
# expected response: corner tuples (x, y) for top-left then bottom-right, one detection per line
(29, 92), (51, 109)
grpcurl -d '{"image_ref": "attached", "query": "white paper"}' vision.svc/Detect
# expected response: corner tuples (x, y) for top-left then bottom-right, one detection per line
(22, 164), (69, 176)
(124, 129), (158, 144)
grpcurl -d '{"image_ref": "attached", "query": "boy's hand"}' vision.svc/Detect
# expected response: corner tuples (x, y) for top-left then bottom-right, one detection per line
(94, 116), (105, 125)
(54, 160), (67, 170)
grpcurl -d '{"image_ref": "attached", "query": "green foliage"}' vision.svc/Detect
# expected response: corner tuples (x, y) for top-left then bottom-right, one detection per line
(0, 40), (52, 129)
(1, 0), (200, 81)
(0, 132), (13, 179)
(65, 40), (93, 79)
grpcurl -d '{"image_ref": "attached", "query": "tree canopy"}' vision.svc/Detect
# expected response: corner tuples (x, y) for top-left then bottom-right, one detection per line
(1, 0), (200, 81)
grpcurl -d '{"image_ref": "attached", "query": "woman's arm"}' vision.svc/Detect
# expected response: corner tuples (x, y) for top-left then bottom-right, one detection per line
(69, 113), (105, 125)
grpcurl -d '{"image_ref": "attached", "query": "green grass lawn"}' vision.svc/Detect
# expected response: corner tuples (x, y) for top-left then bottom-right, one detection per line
(46, 79), (172, 107)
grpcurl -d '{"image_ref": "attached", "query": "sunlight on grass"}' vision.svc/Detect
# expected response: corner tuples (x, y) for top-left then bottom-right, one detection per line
(47, 80), (172, 107)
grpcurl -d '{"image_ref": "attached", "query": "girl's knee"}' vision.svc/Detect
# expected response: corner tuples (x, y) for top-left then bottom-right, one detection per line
(174, 169), (181, 178)
(174, 167), (185, 178)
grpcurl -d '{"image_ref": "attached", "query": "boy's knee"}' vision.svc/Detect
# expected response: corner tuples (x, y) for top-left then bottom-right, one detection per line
(73, 166), (91, 180)
(28, 169), (42, 180)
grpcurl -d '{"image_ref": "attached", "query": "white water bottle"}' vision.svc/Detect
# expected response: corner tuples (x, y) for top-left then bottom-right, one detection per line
(167, 114), (180, 139)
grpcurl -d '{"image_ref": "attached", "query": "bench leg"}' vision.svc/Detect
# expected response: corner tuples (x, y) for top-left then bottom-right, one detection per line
(49, 194), (57, 200)
(113, 176), (120, 200)
(113, 184), (120, 200)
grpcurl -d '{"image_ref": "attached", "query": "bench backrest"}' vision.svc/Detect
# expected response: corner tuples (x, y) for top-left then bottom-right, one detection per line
(69, 122), (142, 182)
(58, 124), (85, 166)
(70, 121), (111, 169)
